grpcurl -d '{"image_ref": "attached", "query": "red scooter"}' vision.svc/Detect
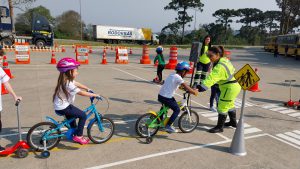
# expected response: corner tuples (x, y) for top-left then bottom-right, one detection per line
(283, 80), (300, 109)
(0, 100), (30, 158)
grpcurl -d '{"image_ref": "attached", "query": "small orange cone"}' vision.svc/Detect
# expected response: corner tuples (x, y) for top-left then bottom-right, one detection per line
(225, 50), (231, 60)
(61, 45), (66, 52)
(50, 51), (56, 64)
(249, 68), (261, 92)
(101, 48), (107, 64)
(187, 62), (194, 74)
(129, 48), (132, 55)
(89, 47), (93, 53)
(111, 46), (113, 50)
(1, 84), (8, 95)
(2, 55), (14, 78)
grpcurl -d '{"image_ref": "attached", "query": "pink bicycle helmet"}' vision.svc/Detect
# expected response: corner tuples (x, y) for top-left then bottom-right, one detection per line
(56, 57), (80, 73)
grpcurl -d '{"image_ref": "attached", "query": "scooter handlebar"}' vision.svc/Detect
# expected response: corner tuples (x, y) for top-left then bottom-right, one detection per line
(15, 99), (21, 106)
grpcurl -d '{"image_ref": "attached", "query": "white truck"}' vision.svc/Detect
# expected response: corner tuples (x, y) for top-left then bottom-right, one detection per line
(93, 25), (159, 45)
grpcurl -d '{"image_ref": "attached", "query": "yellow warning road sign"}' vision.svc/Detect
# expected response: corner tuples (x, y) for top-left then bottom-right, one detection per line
(234, 64), (260, 90)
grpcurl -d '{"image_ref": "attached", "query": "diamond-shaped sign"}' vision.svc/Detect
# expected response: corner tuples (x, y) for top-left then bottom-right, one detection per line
(234, 64), (260, 90)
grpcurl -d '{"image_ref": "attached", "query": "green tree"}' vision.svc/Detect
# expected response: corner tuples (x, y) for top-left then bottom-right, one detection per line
(164, 0), (204, 44)
(212, 9), (238, 44)
(263, 10), (281, 34)
(276, 0), (300, 34)
(203, 23), (226, 44)
(236, 8), (263, 26)
(15, 5), (53, 35)
(55, 10), (85, 39)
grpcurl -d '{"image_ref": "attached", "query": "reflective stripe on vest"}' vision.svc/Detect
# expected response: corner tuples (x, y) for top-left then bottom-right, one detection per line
(218, 62), (233, 81)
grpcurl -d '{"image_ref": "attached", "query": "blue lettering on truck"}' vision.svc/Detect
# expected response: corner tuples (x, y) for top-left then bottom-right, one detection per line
(108, 29), (132, 37)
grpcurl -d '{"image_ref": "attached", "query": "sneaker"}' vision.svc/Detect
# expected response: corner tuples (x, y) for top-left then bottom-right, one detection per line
(0, 145), (5, 152)
(73, 136), (89, 145)
(210, 107), (217, 112)
(165, 125), (177, 133)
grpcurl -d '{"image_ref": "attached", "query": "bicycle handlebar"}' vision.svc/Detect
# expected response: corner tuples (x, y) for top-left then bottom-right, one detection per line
(15, 99), (21, 106)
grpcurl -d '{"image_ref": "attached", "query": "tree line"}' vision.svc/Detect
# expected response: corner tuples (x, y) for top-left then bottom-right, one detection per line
(160, 0), (300, 45)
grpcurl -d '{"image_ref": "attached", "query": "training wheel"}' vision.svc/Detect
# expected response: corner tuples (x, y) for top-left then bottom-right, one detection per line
(41, 151), (50, 158)
(16, 148), (29, 158)
(146, 137), (153, 144)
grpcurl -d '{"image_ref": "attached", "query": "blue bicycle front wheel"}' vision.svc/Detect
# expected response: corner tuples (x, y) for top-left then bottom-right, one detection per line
(87, 117), (115, 144)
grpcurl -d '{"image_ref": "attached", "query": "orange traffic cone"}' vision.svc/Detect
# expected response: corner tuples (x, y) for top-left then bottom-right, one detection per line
(61, 45), (66, 52)
(140, 45), (151, 64)
(1, 84), (8, 95)
(249, 68), (261, 92)
(89, 47), (93, 53)
(187, 62), (194, 74)
(111, 46), (113, 50)
(50, 51), (57, 64)
(101, 49), (107, 64)
(129, 48), (132, 55)
(2, 55), (14, 78)
(224, 50), (231, 60)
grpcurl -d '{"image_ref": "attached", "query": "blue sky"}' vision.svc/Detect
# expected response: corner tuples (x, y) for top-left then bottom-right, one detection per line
(4, 0), (280, 32)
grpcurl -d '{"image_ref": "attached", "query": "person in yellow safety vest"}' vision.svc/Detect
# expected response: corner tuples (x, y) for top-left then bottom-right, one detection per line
(192, 35), (211, 88)
(197, 46), (241, 133)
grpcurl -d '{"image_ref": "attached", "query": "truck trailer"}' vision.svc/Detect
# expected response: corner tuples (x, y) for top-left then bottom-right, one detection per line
(93, 25), (159, 45)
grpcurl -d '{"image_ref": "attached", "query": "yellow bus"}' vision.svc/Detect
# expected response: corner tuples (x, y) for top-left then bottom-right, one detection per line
(276, 33), (300, 59)
(264, 36), (277, 52)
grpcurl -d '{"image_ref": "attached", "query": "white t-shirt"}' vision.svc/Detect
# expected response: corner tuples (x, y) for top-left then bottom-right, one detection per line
(54, 80), (80, 110)
(159, 73), (184, 98)
(0, 68), (10, 111)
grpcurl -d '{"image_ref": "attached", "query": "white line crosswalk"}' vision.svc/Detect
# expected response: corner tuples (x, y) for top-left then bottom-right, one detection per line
(260, 104), (300, 119)
(197, 111), (262, 136)
(276, 130), (300, 146)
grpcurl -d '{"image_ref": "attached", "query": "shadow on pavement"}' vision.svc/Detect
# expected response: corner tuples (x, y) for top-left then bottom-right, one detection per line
(249, 97), (284, 104)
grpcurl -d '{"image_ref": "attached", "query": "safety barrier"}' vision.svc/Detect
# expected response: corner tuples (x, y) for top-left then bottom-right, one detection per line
(115, 47), (128, 64)
(165, 46), (178, 69)
(75, 45), (89, 64)
(15, 42), (30, 64)
(140, 45), (151, 64)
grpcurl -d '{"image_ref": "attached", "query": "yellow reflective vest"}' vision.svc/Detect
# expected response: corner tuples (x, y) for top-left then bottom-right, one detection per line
(199, 46), (210, 64)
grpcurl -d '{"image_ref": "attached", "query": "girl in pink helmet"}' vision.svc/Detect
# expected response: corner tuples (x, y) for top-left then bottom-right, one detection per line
(53, 57), (100, 145)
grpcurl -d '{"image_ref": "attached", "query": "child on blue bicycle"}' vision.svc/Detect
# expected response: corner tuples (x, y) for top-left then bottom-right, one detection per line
(53, 58), (100, 145)
(158, 62), (198, 133)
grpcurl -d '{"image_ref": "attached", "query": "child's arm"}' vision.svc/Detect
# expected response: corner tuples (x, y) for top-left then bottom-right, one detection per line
(77, 90), (99, 98)
(181, 83), (198, 96)
(74, 81), (90, 91)
(3, 82), (22, 101)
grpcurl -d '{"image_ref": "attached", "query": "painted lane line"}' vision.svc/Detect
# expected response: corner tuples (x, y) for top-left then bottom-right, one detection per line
(269, 107), (289, 111)
(277, 134), (300, 146)
(261, 104), (280, 109)
(288, 112), (300, 117)
(285, 132), (300, 140)
(201, 112), (219, 117)
(201, 126), (231, 141)
(278, 109), (297, 114)
(85, 134), (267, 169)
(209, 117), (218, 121)
(196, 111), (212, 114)
(266, 134), (300, 150)
(244, 128), (262, 134)
(293, 130), (300, 135)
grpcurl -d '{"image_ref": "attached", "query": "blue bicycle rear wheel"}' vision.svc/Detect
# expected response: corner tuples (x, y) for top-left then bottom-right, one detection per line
(87, 117), (115, 144)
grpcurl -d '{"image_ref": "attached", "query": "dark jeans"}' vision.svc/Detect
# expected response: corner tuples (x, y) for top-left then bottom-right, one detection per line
(157, 65), (165, 81)
(194, 62), (211, 85)
(55, 104), (87, 136)
(158, 95), (180, 126)
(210, 84), (221, 108)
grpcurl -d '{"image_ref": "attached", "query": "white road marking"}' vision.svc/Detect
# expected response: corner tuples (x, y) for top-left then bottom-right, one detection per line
(269, 107), (288, 111)
(285, 132), (300, 140)
(277, 134), (300, 146)
(262, 104), (279, 109)
(244, 128), (262, 134)
(85, 134), (267, 169)
(266, 134), (300, 150)
(201, 112), (219, 117)
(278, 109), (297, 114)
(293, 130), (300, 135)
(288, 112), (300, 117)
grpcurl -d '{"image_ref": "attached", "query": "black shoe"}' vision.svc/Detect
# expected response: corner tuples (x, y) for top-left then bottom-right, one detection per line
(0, 145), (5, 152)
(208, 114), (227, 133)
(224, 110), (237, 128)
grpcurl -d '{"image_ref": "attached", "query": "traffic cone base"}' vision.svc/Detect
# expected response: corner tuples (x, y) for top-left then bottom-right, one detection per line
(1, 84), (8, 95)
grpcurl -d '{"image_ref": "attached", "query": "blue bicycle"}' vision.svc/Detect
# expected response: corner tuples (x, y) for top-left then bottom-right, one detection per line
(26, 95), (114, 158)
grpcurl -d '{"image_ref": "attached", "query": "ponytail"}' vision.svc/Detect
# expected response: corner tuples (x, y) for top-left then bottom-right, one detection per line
(218, 46), (225, 57)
